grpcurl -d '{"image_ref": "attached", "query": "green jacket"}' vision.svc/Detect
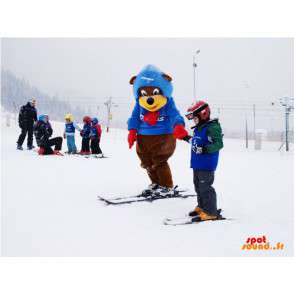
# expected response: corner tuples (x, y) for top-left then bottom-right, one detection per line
(195, 119), (224, 153)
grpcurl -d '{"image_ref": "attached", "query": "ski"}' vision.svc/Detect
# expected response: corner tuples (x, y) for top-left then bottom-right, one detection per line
(64, 153), (108, 158)
(84, 155), (108, 159)
(97, 191), (196, 205)
(97, 186), (189, 202)
(163, 215), (232, 226)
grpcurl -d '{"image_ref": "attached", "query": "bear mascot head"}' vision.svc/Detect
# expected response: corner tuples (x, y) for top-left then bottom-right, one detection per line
(130, 64), (173, 112)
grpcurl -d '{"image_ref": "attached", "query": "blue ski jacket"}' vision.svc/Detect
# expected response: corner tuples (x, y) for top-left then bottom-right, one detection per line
(64, 122), (81, 136)
(190, 120), (223, 171)
(81, 123), (91, 138)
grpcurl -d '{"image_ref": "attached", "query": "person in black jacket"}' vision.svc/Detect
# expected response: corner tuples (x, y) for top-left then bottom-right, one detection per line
(17, 98), (38, 150)
(34, 114), (63, 155)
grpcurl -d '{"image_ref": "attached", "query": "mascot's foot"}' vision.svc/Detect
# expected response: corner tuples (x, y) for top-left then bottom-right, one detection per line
(142, 183), (159, 197)
(155, 186), (175, 197)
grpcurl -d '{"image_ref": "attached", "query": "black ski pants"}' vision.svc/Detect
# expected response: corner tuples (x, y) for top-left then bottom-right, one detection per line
(90, 137), (102, 154)
(17, 123), (34, 147)
(81, 137), (90, 152)
(43, 137), (63, 155)
(193, 170), (217, 215)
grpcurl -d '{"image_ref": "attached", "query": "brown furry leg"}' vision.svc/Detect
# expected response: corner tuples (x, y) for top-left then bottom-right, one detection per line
(136, 134), (176, 187)
(136, 136), (159, 184)
(152, 135), (176, 188)
(153, 161), (174, 188)
(146, 167), (160, 184)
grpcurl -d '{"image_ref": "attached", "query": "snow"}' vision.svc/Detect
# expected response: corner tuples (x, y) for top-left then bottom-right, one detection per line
(1, 117), (294, 256)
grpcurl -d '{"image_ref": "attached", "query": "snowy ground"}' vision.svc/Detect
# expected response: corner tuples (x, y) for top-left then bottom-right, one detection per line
(1, 117), (294, 256)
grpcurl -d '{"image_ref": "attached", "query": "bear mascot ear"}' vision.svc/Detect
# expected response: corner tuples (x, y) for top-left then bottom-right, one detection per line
(129, 76), (137, 85)
(162, 73), (172, 82)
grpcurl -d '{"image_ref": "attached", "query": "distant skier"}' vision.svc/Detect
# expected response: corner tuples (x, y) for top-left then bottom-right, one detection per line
(90, 117), (103, 157)
(79, 116), (92, 155)
(185, 101), (224, 221)
(63, 113), (81, 154)
(34, 114), (63, 155)
(17, 98), (38, 150)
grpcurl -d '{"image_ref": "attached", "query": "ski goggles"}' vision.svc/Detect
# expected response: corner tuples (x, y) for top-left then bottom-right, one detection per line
(185, 103), (209, 120)
(185, 111), (195, 120)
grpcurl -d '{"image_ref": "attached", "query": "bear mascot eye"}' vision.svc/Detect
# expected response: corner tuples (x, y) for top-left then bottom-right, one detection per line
(140, 89), (147, 96)
(153, 88), (160, 95)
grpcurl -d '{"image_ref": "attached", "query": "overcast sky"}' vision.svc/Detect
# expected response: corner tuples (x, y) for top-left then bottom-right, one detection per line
(2, 38), (294, 104)
(1, 38), (294, 132)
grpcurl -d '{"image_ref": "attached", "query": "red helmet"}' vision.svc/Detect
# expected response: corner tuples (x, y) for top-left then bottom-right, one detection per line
(186, 100), (210, 121)
(83, 116), (91, 124)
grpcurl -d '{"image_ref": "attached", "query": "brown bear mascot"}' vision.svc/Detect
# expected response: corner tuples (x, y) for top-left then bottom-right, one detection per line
(127, 65), (189, 197)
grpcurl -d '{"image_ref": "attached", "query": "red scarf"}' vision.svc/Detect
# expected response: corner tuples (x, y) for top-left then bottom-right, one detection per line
(143, 111), (160, 126)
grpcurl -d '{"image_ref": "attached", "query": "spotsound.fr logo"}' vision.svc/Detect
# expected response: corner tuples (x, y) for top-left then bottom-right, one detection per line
(241, 235), (284, 251)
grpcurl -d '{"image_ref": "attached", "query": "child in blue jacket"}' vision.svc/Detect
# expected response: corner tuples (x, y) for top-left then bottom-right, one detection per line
(185, 100), (224, 221)
(79, 116), (92, 155)
(63, 113), (81, 154)
(90, 117), (103, 156)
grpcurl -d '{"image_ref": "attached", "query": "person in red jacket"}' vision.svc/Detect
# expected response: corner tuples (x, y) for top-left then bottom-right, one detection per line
(90, 117), (103, 157)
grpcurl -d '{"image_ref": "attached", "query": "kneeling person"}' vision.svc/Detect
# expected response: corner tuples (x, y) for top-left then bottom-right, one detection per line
(34, 114), (63, 155)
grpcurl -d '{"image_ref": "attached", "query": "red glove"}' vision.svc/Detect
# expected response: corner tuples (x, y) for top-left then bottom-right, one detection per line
(143, 111), (160, 126)
(128, 129), (137, 149)
(173, 124), (188, 140)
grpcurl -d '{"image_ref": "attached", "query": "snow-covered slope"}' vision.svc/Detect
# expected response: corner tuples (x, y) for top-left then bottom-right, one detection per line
(1, 118), (294, 256)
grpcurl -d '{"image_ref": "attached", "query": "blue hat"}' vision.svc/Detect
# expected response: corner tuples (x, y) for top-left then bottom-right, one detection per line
(132, 65), (173, 100)
(91, 117), (98, 125)
(38, 114), (48, 122)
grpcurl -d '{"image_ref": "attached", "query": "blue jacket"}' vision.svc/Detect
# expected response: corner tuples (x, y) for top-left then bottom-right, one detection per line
(65, 122), (80, 136)
(81, 123), (91, 138)
(90, 124), (102, 138)
(65, 122), (75, 134)
(127, 65), (185, 135)
(191, 120), (223, 171)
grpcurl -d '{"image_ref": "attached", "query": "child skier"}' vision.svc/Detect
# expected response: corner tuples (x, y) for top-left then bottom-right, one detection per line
(79, 116), (92, 155)
(185, 100), (224, 221)
(90, 117), (103, 157)
(63, 113), (81, 154)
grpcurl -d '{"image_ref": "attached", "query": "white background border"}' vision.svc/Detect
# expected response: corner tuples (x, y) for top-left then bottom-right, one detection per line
(1, 0), (294, 293)
(1, 0), (294, 37)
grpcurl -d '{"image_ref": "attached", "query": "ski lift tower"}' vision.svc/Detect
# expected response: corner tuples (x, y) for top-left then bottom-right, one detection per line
(104, 96), (118, 132)
(279, 97), (294, 151)
(193, 50), (200, 100)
